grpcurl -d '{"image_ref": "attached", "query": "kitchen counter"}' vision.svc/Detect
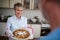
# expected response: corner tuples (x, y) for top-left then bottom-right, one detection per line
(0, 36), (46, 40)
(0, 22), (41, 38)
(0, 36), (9, 40)
(0, 36), (41, 40)
(0, 22), (50, 28)
(0, 22), (51, 39)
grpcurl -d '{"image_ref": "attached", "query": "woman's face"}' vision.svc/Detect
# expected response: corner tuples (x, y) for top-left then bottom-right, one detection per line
(15, 7), (23, 18)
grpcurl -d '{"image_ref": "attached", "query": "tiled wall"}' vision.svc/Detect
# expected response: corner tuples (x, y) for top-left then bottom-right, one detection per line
(0, 8), (46, 21)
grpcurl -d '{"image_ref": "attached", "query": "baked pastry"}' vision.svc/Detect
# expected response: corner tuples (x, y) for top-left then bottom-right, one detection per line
(13, 29), (30, 39)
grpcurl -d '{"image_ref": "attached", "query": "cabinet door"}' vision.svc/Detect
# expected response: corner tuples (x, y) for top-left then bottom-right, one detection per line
(10, 0), (23, 8)
(0, 0), (9, 8)
(31, 24), (41, 38)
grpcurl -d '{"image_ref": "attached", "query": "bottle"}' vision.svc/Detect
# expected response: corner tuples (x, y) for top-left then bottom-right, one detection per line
(1, 13), (4, 21)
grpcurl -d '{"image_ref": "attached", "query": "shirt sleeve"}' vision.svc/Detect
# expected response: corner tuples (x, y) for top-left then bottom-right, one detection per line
(6, 18), (11, 30)
(5, 18), (13, 37)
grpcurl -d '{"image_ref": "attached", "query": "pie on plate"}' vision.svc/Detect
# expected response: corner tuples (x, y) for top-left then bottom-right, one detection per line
(13, 29), (30, 39)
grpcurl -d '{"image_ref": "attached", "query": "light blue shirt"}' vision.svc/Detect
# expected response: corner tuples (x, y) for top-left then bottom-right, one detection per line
(39, 27), (60, 40)
(5, 15), (27, 36)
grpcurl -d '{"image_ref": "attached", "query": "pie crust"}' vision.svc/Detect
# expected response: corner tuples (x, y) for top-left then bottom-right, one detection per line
(13, 29), (30, 39)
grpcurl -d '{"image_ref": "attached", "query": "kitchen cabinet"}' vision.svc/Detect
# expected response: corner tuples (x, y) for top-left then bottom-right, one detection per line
(10, 0), (23, 8)
(41, 27), (51, 36)
(31, 24), (41, 38)
(10, 0), (30, 9)
(0, 23), (6, 36)
(0, 0), (9, 8)
(10, 0), (39, 9)
(30, 0), (34, 9)
(0, 0), (39, 9)
(23, 0), (39, 10)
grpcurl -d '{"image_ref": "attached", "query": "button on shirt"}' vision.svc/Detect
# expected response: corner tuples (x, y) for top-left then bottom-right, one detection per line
(5, 15), (27, 36)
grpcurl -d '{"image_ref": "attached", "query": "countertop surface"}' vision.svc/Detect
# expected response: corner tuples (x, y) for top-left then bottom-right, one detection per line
(0, 36), (45, 40)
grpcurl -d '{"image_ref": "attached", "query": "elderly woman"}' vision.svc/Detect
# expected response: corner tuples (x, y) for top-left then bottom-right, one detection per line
(39, 0), (60, 40)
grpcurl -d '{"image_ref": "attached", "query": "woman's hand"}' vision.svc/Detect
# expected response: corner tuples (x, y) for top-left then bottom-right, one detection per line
(27, 24), (32, 29)
(27, 24), (34, 34)
(5, 31), (13, 38)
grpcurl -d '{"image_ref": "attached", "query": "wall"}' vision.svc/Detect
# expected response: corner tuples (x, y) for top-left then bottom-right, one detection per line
(0, 8), (46, 21)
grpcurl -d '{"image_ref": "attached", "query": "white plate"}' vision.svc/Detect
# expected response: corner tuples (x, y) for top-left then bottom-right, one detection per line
(11, 27), (33, 40)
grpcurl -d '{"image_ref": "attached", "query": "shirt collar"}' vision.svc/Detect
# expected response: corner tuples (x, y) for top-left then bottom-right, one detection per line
(14, 15), (22, 20)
